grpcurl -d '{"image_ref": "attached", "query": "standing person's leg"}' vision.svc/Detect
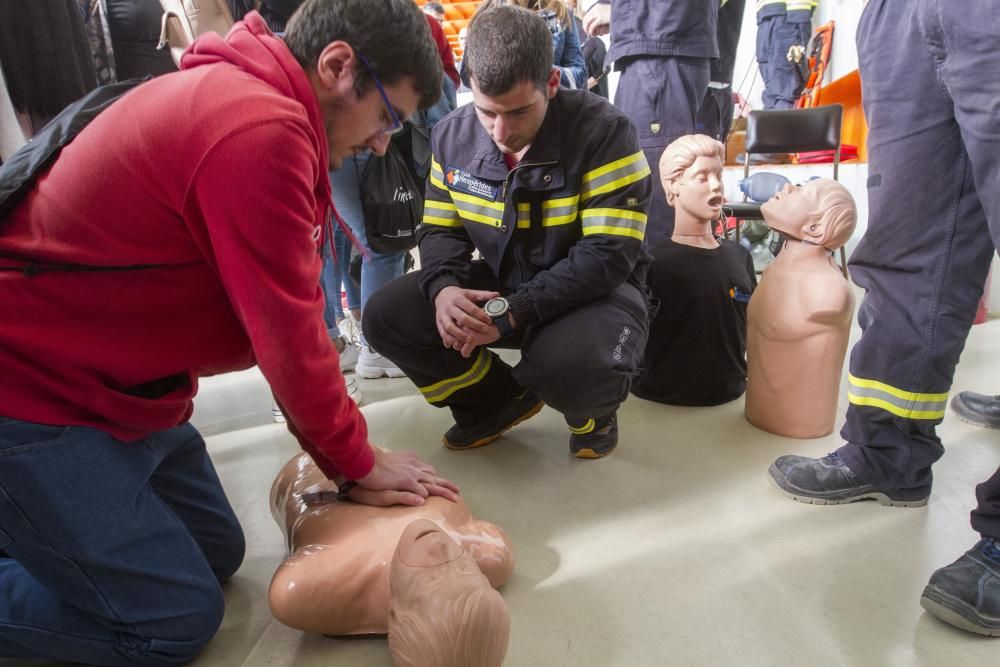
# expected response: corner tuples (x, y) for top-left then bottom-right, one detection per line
(335, 151), (410, 379)
(364, 263), (542, 449)
(756, 15), (777, 109)
(765, 14), (807, 109)
(614, 55), (711, 244)
(0, 420), (242, 665)
(513, 281), (649, 458)
(769, 0), (994, 504)
(917, 0), (1000, 636)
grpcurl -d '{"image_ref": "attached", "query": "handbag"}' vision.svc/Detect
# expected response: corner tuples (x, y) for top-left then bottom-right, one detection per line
(356, 142), (423, 255)
(157, 0), (235, 66)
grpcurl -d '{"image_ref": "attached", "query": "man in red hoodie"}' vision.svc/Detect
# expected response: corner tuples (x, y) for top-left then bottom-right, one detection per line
(0, 1), (457, 664)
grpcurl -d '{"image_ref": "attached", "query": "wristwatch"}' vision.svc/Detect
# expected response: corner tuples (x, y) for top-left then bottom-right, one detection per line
(484, 297), (514, 337)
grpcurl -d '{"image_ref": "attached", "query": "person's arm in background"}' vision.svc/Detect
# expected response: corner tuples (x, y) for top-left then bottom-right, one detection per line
(556, 19), (588, 89)
(425, 13), (460, 89)
(582, 0), (610, 36)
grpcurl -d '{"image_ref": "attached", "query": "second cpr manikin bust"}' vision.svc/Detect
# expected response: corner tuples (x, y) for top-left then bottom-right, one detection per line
(744, 178), (858, 438)
(267, 452), (514, 637)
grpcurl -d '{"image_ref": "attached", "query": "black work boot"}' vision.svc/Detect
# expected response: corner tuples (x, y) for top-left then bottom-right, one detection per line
(443, 390), (544, 450)
(950, 391), (1000, 430)
(921, 537), (1000, 636)
(569, 412), (618, 459)
(768, 451), (929, 507)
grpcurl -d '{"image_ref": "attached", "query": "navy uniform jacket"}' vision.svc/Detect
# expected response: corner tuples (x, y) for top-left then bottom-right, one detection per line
(595, 0), (719, 62)
(417, 88), (652, 329)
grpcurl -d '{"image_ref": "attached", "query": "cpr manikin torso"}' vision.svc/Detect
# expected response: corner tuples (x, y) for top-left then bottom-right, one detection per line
(268, 452), (514, 637)
(744, 178), (858, 438)
(634, 134), (756, 406)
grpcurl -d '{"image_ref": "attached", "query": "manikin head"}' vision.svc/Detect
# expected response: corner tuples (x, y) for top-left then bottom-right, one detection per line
(283, 0), (442, 168)
(760, 178), (857, 250)
(659, 134), (726, 222)
(464, 4), (560, 158)
(388, 520), (510, 667)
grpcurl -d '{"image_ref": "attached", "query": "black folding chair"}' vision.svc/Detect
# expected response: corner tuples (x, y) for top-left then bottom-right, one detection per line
(722, 104), (847, 276)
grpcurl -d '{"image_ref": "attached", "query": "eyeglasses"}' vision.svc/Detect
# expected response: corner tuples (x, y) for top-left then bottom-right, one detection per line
(355, 52), (404, 137)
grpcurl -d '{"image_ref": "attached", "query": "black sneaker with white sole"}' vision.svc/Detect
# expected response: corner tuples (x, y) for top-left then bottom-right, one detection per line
(443, 391), (544, 450)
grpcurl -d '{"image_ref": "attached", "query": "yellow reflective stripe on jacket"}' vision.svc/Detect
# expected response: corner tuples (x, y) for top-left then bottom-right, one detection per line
(422, 199), (462, 227)
(756, 0), (786, 11)
(787, 0), (816, 11)
(580, 151), (650, 200)
(516, 203), (531, 229)
(542, 195), (579, 226)
(515, 196), (581, 229)
(419, 348), (493, 403)
(580, 208), (647, 241)
(430, 158), (446, 190)
(450, 190), (504, 228)
(847, 374), (948, 420)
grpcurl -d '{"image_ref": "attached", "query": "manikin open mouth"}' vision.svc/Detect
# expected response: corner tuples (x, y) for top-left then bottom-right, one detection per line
(708, 195), (724, 207)
(415, 528), (439, 540)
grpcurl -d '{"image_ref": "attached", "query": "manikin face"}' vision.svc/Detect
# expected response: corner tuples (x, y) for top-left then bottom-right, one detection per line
(669, 154), (725, 221)
(761, 181), (821, 237)
(397, 519), (465, 567)
(470, 69), (560, 157)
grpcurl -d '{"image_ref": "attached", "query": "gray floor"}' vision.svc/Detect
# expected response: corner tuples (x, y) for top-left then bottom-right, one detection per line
(7, 316), (1000, 666)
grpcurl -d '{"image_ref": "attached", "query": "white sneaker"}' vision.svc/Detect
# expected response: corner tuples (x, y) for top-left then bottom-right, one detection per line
(335, 337), (359, 372)
(356, 345), (407, 379)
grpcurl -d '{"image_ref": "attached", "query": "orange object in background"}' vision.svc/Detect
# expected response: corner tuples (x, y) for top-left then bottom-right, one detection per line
(795, 21), (835, 110)
(814, 69), (868, 162)
(417, 0), (482, 60)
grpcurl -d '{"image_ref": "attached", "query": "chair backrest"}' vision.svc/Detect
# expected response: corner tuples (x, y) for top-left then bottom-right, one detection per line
(745, 105), (842, 155)
(741, 104), (848, 276)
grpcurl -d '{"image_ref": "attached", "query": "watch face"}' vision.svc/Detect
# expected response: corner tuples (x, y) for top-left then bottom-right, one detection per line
(484, 298), (508, 318)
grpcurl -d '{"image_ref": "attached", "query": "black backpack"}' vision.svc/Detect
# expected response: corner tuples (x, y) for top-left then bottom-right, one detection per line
(356, 140), (422, 255)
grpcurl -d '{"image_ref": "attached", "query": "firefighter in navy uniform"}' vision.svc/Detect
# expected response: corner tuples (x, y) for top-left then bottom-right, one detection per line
(364, 4), (652, 459)
(755, 0), (816, 109)
(768, 0), (1000, 638)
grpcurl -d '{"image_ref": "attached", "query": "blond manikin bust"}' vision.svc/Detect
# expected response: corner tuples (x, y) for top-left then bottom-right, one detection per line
(745, 179), (858, 438)
(268, 452), (514, 637)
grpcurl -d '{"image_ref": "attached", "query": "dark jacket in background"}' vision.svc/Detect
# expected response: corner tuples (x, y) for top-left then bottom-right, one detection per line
(107, 0), (178, 80)
(603, 0), (719, 63)
(0, 0), (97, 120)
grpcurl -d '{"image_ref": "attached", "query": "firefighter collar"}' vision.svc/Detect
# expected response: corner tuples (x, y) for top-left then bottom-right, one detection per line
(444, 166), (500, 202)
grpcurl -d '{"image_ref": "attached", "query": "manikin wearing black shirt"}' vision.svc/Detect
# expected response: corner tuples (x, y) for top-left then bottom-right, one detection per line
(633, 134), (756, 406)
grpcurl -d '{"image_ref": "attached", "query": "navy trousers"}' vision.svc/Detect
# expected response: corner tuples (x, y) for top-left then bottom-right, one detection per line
(755, 14), (809, 109)
(0, 419), (245, 665)
(614, 55), (711, 245)
(364, 262), (649, 427)
(836, 0), (1000, 538)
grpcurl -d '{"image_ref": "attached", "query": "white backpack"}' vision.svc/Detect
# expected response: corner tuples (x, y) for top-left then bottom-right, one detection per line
(158, 0), (235, 66)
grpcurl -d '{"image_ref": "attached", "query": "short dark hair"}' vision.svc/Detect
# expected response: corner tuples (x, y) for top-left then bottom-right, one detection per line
(464, 4), (553, 96)
(284, 0), (442, 109)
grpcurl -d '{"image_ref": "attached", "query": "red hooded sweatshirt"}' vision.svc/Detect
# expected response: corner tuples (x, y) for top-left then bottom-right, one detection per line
(0, 14), (373, 480)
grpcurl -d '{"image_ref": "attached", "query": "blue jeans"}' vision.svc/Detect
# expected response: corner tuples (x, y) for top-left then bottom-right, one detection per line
(321, 224), (360, 338)
(0, 418), (245, 665)
(329, 153), (407, 336)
